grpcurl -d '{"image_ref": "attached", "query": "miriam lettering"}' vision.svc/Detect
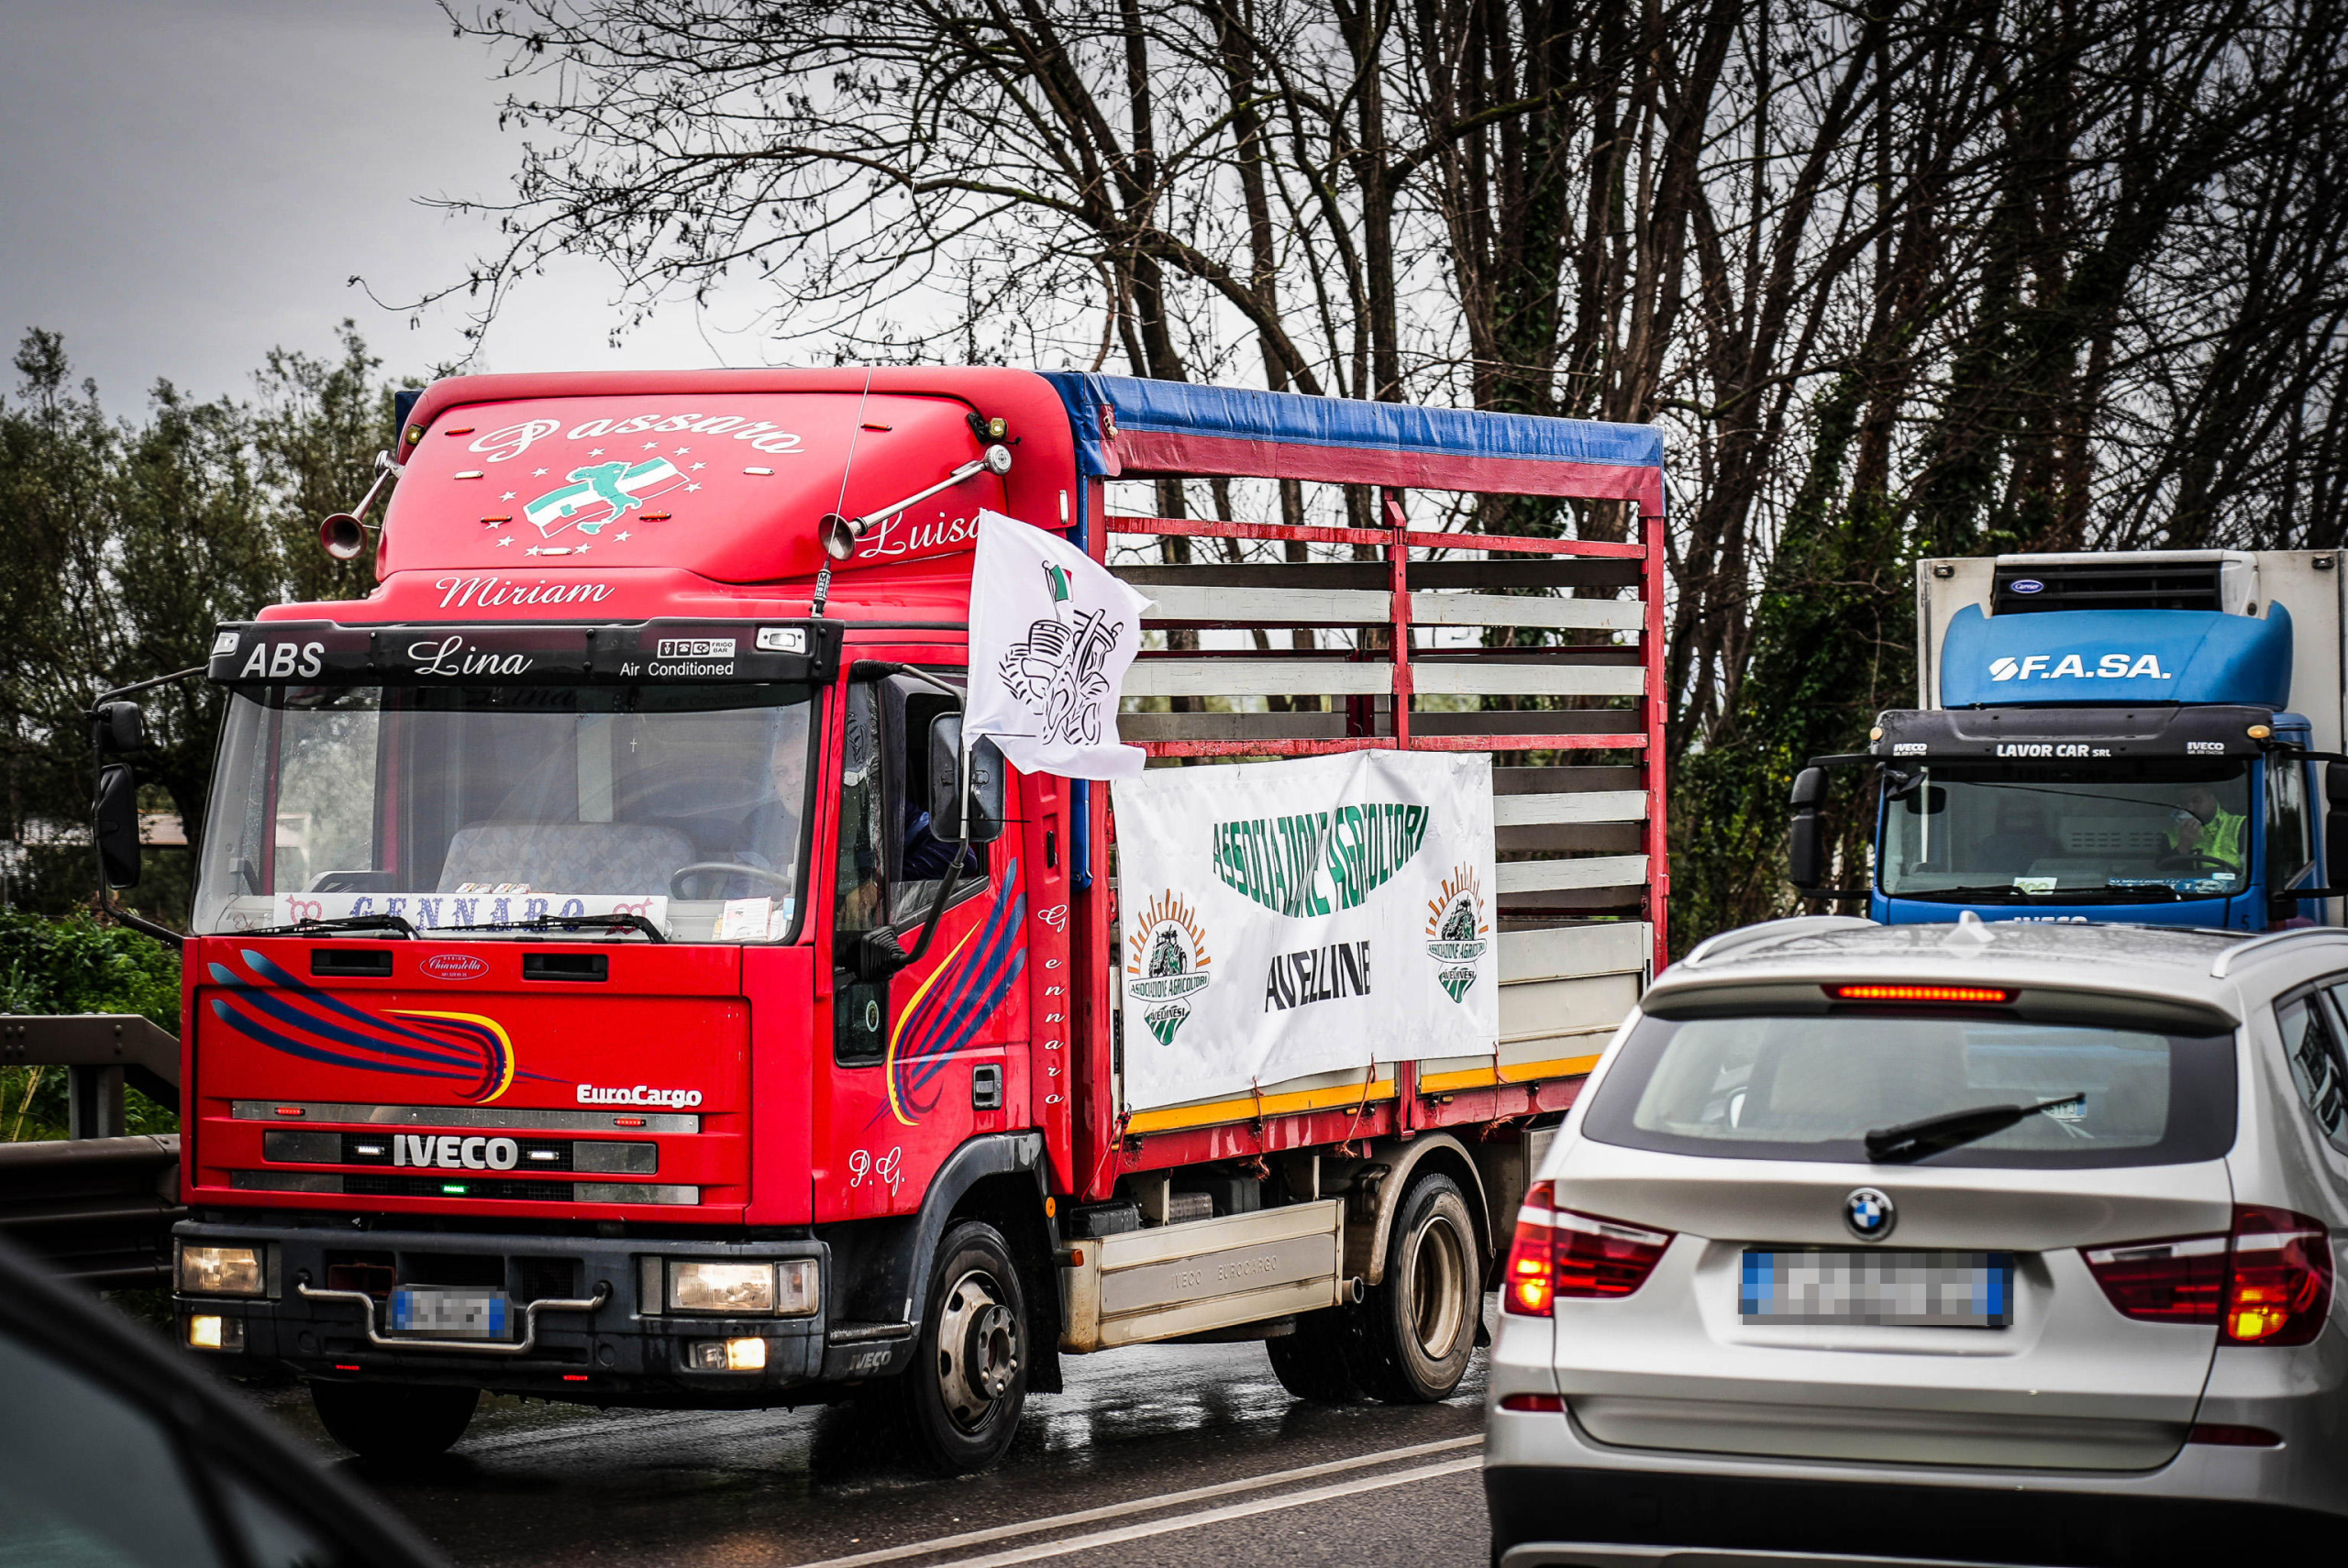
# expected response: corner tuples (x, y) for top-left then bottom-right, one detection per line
(434, 574), (616, 610)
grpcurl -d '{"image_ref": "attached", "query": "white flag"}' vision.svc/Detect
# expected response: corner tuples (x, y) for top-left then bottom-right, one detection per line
(967, 510), (1151, 780)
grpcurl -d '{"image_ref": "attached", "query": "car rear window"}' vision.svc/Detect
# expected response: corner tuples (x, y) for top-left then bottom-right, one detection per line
(1578, 1010), (2236, 1168)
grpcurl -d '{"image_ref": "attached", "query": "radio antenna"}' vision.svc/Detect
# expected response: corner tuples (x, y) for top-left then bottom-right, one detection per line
(811, 369), (876, 620)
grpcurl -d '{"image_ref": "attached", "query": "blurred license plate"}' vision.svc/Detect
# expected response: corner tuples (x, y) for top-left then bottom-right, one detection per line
(390, 1287), (510, 1338)
(1740, 1251), (2013, 1328)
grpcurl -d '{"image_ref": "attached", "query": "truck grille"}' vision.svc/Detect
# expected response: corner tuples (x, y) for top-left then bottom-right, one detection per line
(230, 1170), (699, 1204)
(1993, 559), (2223, 614)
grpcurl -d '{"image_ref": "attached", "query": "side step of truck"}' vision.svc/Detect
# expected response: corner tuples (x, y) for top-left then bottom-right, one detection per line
(1058, 1198), (1345, 1353)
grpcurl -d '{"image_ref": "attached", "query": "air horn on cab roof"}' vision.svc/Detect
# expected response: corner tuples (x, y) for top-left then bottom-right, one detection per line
(820, 443), (1013, 562)
(318, 450), (403, 561)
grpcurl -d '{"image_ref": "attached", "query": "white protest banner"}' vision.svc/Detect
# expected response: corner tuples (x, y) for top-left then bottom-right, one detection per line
(1113, 750), (1498, 1110)
(966, 509), (1152, 780)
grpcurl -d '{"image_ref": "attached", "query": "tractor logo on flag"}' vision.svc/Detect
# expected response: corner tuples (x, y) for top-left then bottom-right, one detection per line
(1124, 891), (1212, 1046)
(1424, 867), (1489, 1003)
(998, 560), (1123, 749)
(524, 458), (688, 538)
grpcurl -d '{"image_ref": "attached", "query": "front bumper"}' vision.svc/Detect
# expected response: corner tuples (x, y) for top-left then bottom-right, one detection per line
(172, 1217), (856, 1405)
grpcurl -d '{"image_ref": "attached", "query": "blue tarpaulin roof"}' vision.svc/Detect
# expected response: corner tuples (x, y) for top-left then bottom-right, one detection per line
(1043, 374), (1666, 508)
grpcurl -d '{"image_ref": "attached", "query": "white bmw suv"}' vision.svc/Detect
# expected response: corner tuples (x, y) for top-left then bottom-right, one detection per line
(1487, 916), (2348, 1567)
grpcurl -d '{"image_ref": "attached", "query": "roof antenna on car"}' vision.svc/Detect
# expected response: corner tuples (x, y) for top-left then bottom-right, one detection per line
(1943, 909), (1993, 949)
(810, 370), (876, 621)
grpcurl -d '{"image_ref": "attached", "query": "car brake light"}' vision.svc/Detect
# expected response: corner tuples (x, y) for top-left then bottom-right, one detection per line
(1502, 1181), (1673, 1317)
(2082, 1205), (2331, 1345)
(2223, 1205), (2331, 1346)
(1828, 984), (2013, 1004)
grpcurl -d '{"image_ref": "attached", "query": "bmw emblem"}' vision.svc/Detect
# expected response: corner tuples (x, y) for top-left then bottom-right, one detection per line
(2010, 578), (2044, 594)
(1844, 1187), (1896, 1241)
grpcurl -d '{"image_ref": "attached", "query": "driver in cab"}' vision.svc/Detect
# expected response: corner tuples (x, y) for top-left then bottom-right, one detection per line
(2169, 785), (2245, 868)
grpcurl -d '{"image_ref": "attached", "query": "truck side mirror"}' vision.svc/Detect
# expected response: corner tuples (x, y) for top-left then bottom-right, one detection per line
(92, 701), (144, 755)
(94, 763), (141, 889)
(2327, 762), (2348, 888)
(1787, 766), (1829, 889)
(927, 713), (1005, 845)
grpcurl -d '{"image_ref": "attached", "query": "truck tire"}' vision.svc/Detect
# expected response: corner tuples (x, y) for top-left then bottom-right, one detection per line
(1352, 1172), (1480, 1404)
(309, 1381), (479, 1461)
(1264, 1310), (1361, 1403)
(893, 1219), (1029, 1474)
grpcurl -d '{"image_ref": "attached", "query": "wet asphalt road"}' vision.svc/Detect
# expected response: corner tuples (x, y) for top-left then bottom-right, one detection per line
(259, 1331), (1494, 1568)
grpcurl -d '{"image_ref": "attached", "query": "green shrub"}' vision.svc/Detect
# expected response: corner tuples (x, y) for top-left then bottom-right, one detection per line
(0, 911), (180, 1139)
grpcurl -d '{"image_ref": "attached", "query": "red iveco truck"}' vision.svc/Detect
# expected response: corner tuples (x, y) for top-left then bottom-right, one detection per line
(137, 368), (1667, 1471)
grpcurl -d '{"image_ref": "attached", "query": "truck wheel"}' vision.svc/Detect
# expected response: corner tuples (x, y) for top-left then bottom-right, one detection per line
(894, 1220), (1028, 1474)
(1264, 1310), (1361, 1403)
(309, 1381), (479, 1461)
(1353, 1172), (1481, 1404)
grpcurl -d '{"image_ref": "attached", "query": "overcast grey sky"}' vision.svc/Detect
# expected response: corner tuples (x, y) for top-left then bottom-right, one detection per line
(0, 0), (745, 408)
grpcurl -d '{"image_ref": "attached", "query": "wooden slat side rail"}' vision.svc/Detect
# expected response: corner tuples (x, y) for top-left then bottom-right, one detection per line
(1493, 790), (1647, 825)
(1124, 660), (1642, 699)
(1497, 855), (1651, 893)
(1412, 664), (1645, 698)
(1139, 733), (1646, 758)
(1137, 585), (1642, 633)
(1109, 514), (1645, 559)
(1499, 922), (1649, 983)
(1495, 766), (1643, 792)
(1113, 560), (1645, 591)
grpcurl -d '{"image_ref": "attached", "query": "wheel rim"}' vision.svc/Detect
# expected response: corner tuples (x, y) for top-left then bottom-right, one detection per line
(1402, 1209), (1468, 1361)
(934, 1267), (1020, 1432)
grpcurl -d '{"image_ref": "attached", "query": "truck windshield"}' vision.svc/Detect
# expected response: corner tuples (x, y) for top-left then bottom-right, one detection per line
(1878, 759), (2251, 902)
(194, 683), (814, 942)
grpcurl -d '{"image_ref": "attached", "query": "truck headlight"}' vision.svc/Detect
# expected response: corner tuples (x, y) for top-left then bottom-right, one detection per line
(666, 1259), (820, 1316)
(670, 1262), (776, 1313)
(178, 1243), (264, 1297)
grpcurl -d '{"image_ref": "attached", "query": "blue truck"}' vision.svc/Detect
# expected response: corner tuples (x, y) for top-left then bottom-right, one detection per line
(1789, 550), (2348, 928)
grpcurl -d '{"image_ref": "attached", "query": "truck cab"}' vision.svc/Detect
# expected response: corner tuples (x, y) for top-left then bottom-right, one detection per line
(1792, 551), (2348, 928)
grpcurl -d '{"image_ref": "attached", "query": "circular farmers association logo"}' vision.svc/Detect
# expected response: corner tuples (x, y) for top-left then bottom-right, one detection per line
(1425, 868), (1490, 1004)
(1125, 892), (1213, 1046)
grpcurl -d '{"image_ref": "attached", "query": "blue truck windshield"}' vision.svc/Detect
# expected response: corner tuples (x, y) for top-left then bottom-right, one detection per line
(1879, 760), (2252, 903)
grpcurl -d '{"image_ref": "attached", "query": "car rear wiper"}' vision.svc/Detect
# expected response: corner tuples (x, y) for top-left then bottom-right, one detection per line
(435, 912), (668, 944)
(1865, 1093), (2086, 1164)
(240, 913), (419, 940)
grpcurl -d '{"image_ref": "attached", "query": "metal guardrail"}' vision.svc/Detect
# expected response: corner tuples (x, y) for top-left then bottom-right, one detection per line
(0, 1012), (181, 1136)
(0, 1014), (184, 1286)
(0, 1133), (183, 1286)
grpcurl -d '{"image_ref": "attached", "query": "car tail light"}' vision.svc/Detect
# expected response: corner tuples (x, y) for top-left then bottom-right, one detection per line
(2082, 1233), (2228, 1322)
(1498, 1392), (1565, 1412)
(2083, 1205), (2331, 1346)
(2223, 1206), (2332, 1346)
(1502, 1181), (1673, 1317)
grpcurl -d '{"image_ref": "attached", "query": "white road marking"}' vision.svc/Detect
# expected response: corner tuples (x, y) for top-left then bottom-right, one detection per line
(792, 1436), (1483, 1568)
(924, 1457), (1482, 1567)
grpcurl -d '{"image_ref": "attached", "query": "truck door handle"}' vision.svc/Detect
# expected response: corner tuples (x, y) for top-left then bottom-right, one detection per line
(971, 1064), (1003, 1110)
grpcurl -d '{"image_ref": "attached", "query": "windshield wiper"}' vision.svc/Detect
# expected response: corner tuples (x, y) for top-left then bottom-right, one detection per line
(1893, 885), (2043, 904)
(436, 912), (667, 944)
(1865, 1093), (2086, 1164)
(240, 913), (418, 940)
